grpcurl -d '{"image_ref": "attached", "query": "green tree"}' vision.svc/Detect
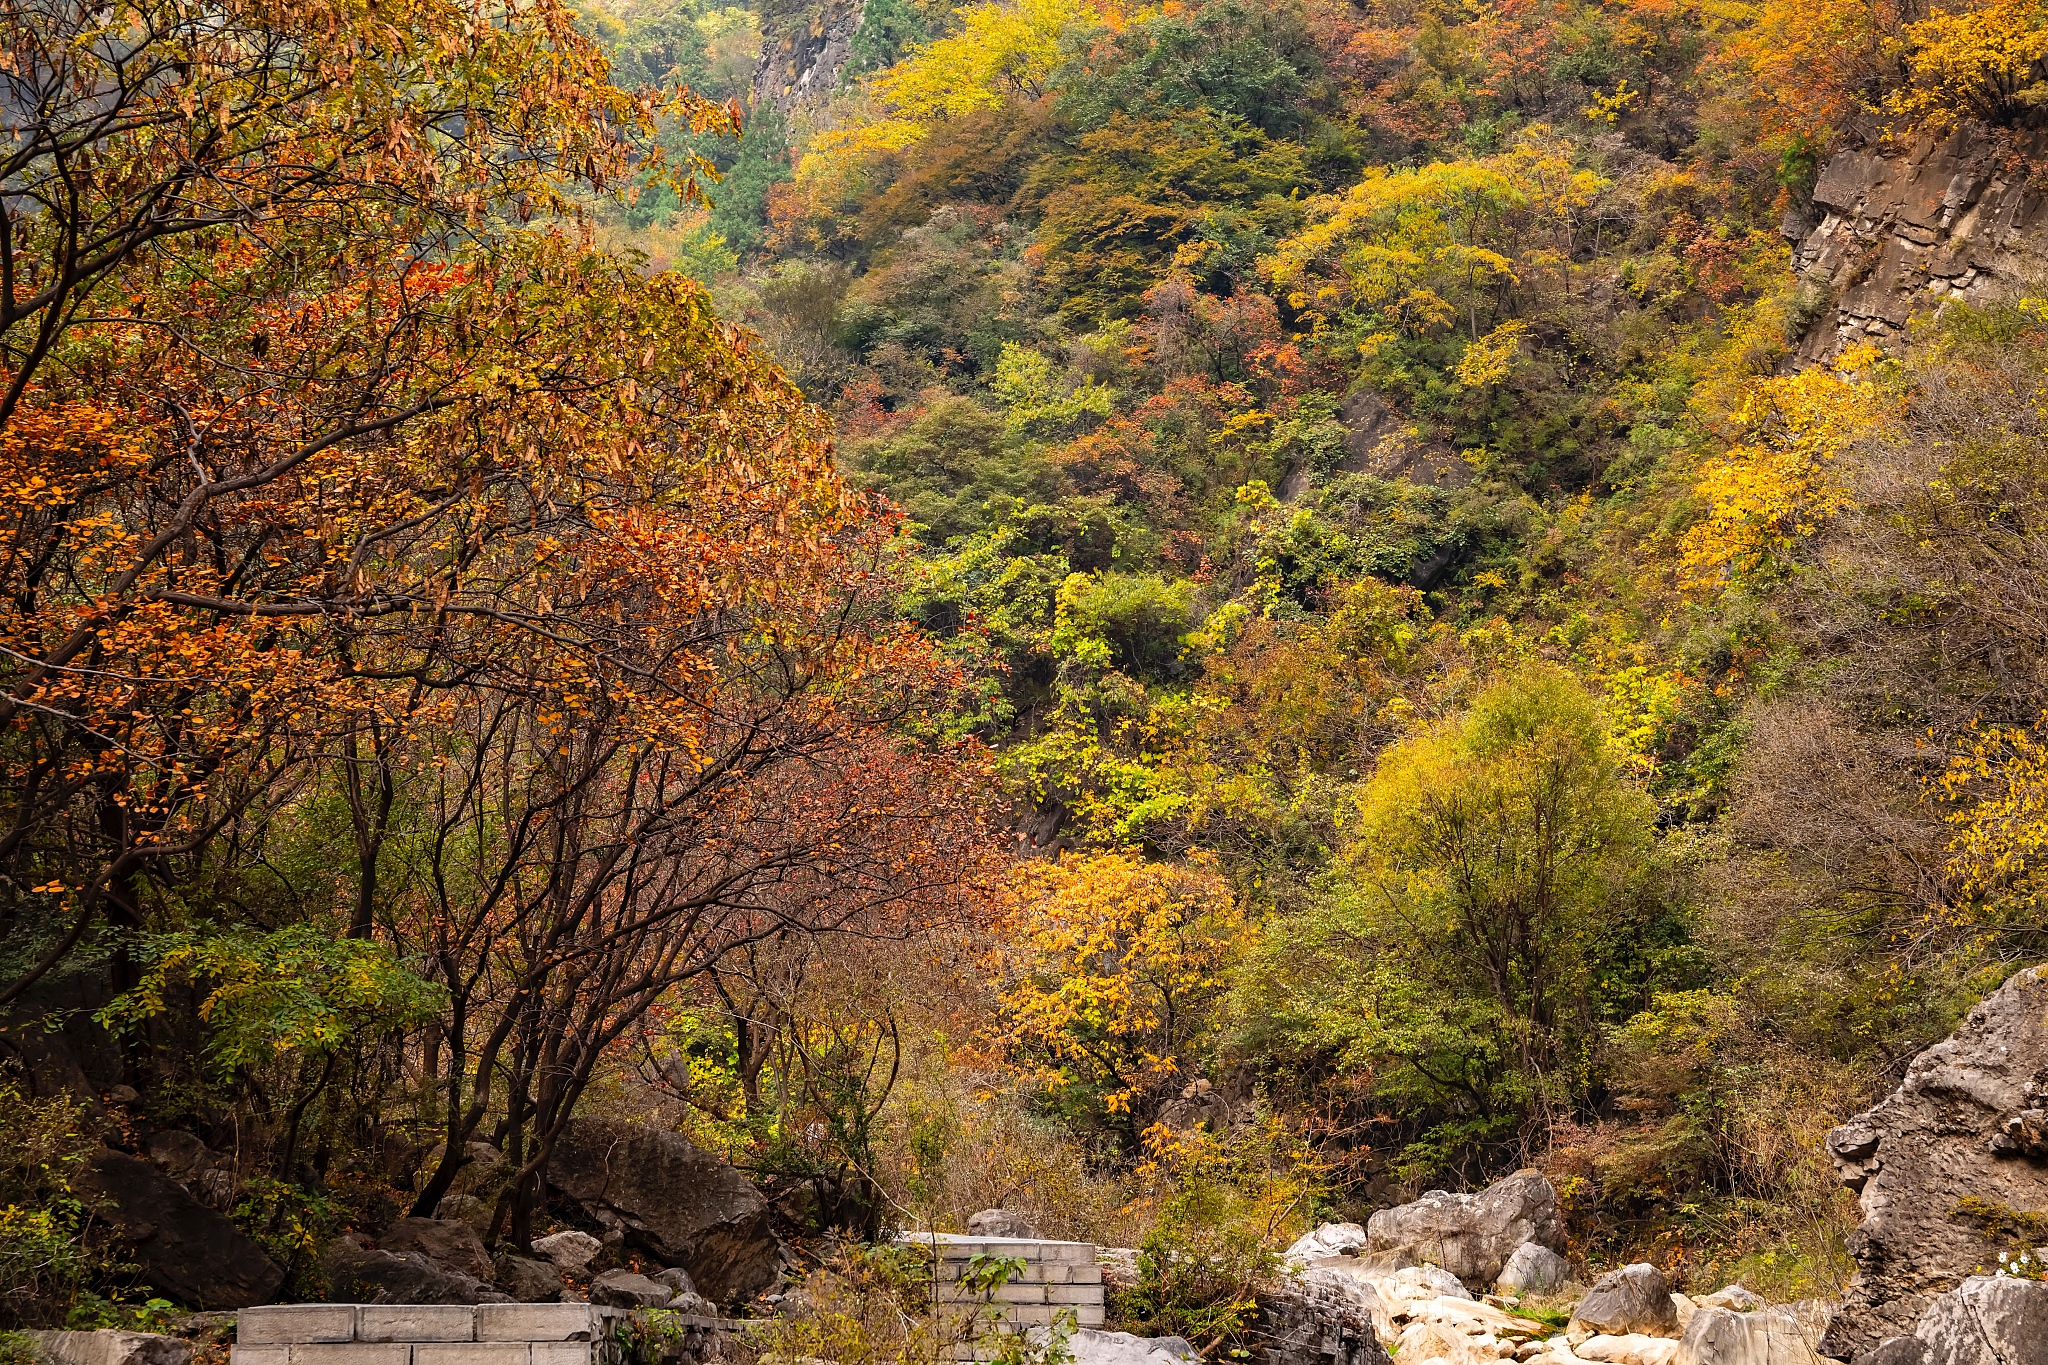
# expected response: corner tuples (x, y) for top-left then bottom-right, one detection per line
(1240, 668), (1682, 1177)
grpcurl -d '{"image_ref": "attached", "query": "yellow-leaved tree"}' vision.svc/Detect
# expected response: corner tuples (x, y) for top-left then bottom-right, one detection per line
(1678, 346), (1889, 596)
(1887, 0), (2048, 131)
(802, 0), (1104, 166)
(1263, 132), (1604, 348)
(988, 850), (1245, 1151)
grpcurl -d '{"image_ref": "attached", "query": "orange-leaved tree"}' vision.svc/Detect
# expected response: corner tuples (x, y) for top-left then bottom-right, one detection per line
(0, 0), (1002, 1254)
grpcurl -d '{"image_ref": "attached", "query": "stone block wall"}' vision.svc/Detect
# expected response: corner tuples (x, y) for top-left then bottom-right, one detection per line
(907, 1234), (1107, 1346)
(231, 1304), (646, 1365)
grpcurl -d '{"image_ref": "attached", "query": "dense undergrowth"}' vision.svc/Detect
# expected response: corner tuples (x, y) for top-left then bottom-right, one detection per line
(9, 0), (2048, 1336)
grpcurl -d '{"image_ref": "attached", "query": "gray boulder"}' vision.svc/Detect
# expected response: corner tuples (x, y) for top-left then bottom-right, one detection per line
(590, 1269), (676, 1308)
(1570, 1264), (1681, 1343)
(1364, 1169), (1564, 1288)
(967, 1208), (1041, 1239)
(532, 1229), (603, 1272)
(71, 1150), (282, 1309)
(380, 1217), (496, 1282)
(25, 1332), (191, 1365)
(1675, 1307), (1823, 1365)
(1856, 1274), (2048, 1365)
(144, 1133), (237, 1212)
(1283, 1223), (1370, 1267)
(1250, 1267), (1394, 1365)
(494, 1254), (565, 1303)
(1497, 1242), (1572, 1296)
(550, 1119), (782, 1307)
(322, 1232), (510, 1304)
(1067, 1331), (1200, 1365)
(1821, 966), (2048, 1360)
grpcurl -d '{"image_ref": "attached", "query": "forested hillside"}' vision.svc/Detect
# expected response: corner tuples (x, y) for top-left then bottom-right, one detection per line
(7, 0), (2048, 1342)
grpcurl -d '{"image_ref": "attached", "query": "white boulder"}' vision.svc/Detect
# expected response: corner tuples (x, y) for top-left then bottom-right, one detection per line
(1497, 1243), (1573, 1296)
(1673, 1307), (1824, 1365)
(1285, 1222), (1371, 1266)
(1066, 1330), (1200, 1365)
(1577, 1335), (1682, 1365)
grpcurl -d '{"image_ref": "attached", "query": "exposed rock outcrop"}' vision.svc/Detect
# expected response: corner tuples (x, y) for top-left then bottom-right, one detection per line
(321, 1231), (510, 1304)
(752, 0), (863, 120)
(1674, 1307), (1826, 1365)
(25, 1331), (192, 1365)
(1249, 1267), (1395, 1365)
(72, 1149), (283, 1309)
(1789, 128), (2048, 364)
(144, 1132), (238, 1212)
(1855, 1273), (2048, 1365)
(1364, 1169), (1565, 1289)
(1570, 1264), (1681, 1343)
(549, 1118), (782, 1307)
(1820, 966), (2048, 1360)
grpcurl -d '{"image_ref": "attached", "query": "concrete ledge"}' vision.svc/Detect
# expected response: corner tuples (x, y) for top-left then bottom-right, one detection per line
(475, 1305), (616, 1343)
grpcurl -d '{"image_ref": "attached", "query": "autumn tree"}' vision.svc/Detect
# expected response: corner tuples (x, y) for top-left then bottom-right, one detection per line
(0, 0), (1001, 1260)
(989, 850), (1246, 1151)
(1238, 669), (1684, 1178)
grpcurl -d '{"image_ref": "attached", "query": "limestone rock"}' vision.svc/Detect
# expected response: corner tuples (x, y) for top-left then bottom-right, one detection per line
(380, 1217), (496, 1282)
(967, 1209), (1041, 1239)
(590, 1269), (676, 1308)
(1570, 1266), (1680, 1344)
(1284, 1223), (1370, 1267)
(532, 1230), (603, 1272)
(71, 1149), (282, 1309)
(1698, 1287), (1764, 1314)
(1249, 1266), (1395, 1365)
(1674, 1308), (1823, 1365)
(1789, 128), (2048, 365)
(1067, 1330), (1201, 1365)
(494, 1254), (565, 1303)
(322, 1232), (510, 1304)
(1387, 1264), (1472, 1303)
(1819, 966), (2048, 1360)
(25, 1331), (191, 1365)
(1365, 1170), (1565, 1289)
(1835, 1274), (2048, 1364)
(550, 1118), (782, 1306)
(1578, 1334), (1682, 1365)
(1498, 1244), (1572, 1296)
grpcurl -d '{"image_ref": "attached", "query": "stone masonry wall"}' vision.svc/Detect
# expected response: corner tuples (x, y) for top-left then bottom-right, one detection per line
(908, 1234), (1107, 1349)
(230, 1304), (662, 1365)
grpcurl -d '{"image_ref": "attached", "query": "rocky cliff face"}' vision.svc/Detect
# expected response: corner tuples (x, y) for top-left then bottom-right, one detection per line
(752, 0), (863, 121)
(1820, 965), (2048, 1362)
(1788, 128), (2048, 364)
